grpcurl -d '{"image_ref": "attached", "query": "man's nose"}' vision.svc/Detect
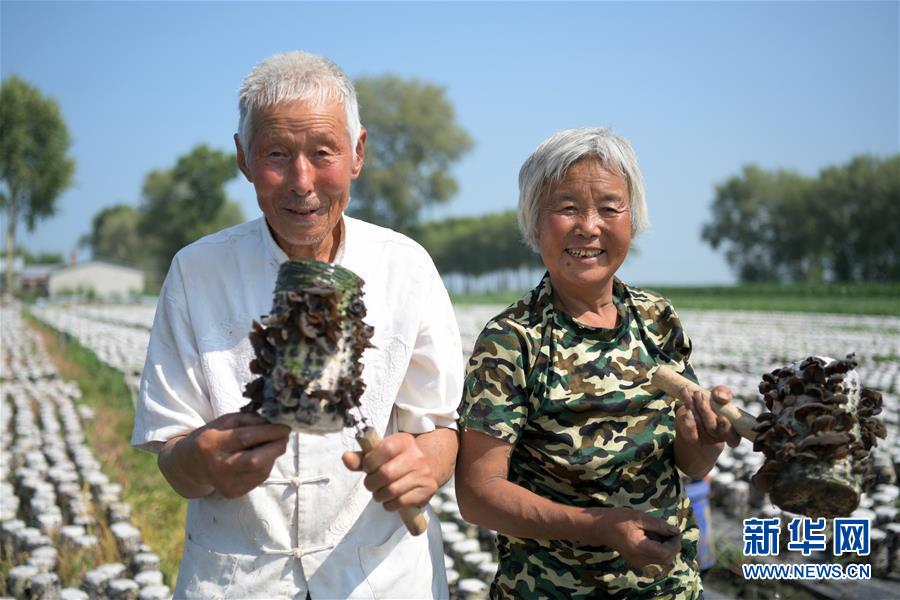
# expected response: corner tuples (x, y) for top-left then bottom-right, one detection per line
(288, 155), (314, 196)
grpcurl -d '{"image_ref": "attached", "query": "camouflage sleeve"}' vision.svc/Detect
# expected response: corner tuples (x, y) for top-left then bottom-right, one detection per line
(654, 300), (698, 385)
(636, 293), (698, 386)
(458, 317), (533, 444)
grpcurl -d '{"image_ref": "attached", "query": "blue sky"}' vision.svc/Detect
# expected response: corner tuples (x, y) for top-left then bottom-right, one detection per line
(2, 1), (897, 284)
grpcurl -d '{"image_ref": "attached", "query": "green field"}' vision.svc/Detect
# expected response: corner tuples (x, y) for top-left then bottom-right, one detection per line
(451, 282), (900, 316)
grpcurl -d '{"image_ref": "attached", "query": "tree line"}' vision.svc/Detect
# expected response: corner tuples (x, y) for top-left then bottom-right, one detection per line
(701, 155), (900, 283)
(4, 75), (898, 294)
(412, 211), (538, 275)
(2, 74), (479, 291)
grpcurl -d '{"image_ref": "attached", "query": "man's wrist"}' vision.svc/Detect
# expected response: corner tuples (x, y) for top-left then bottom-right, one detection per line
(159, 433), (215, 498)
(413, 427), (458, 488)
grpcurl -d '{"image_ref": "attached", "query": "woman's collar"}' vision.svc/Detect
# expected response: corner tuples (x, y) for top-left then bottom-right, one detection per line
(544, 274), (629, 331)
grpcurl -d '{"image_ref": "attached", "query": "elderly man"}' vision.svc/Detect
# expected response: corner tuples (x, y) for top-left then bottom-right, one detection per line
(132, 51), (462, 599)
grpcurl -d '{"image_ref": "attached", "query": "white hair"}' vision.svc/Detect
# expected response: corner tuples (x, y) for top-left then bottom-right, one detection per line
(237, 51), (361, 157)
(517, 128), (650, 252)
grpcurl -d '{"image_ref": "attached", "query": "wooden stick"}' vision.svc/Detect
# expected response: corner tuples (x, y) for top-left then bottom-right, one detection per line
(356, 427), (429, 536)
(651, 366), (759, 441)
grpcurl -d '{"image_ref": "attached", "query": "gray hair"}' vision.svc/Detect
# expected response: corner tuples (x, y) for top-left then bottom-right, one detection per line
(237, 51), (362, 158)
(517, 128), (650, 252)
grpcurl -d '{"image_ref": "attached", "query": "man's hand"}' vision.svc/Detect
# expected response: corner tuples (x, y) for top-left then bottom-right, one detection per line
(676, 385), (741, 448)
(599, 507), (683, 569)
(158, 412), (291, 499)
(342, 432), (439, 512)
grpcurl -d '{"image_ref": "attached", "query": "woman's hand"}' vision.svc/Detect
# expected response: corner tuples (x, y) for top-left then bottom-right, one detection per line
(599, 507), (682, 569)
(458, 431), (687, 567)
(676, 385), (741, 447)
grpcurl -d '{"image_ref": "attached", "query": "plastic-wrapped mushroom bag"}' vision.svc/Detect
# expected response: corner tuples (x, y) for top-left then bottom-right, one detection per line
(241, 260), (374, 432)
(240, 259), (430, 537)
(751, 354), (887, 518)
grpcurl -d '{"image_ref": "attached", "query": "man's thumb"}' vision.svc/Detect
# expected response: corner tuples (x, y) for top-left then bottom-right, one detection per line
(341, 450), (364, 471)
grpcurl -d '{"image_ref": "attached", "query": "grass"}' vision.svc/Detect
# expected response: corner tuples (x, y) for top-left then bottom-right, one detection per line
(55, 523), (121, 588)
(24, 313), (185, 589)
(451, 282), (900, 316)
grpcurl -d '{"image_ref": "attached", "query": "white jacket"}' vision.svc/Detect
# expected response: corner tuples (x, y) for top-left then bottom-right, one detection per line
(132, 216), (462, 599)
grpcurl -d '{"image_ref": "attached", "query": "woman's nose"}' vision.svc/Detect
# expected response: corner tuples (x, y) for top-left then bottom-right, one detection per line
(575, 209), (603, 237)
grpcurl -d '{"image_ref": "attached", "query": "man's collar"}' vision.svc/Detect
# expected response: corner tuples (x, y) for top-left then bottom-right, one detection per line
(332, 217), (347, 265)
(260, 217), (289, 267)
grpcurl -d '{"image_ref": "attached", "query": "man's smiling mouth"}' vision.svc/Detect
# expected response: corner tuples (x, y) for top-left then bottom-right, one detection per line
(284, 206), (320, 216)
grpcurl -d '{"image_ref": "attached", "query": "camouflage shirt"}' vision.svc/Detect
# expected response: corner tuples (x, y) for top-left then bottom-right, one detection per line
(459, 274), (702, 599)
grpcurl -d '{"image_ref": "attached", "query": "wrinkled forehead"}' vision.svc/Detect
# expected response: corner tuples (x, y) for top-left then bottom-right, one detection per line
(248, 99), (350, 141)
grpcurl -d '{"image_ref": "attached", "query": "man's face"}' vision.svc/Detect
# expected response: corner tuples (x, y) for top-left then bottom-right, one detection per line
(236, 100), (365, 260)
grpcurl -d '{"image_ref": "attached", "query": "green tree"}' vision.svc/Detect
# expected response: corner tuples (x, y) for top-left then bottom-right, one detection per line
(23, 250), (65, 265)
(137, 145), (244, 288)
(0, 76), (75, 293)
(81, 204), (143, 266)
(414, 210), (540, 275)
(816, 155), (900, 281)
(702, 155), (900, 283)
(350, 75), (474, 232)
(7, 246), (65, 265)
(701, 166), (805, 282)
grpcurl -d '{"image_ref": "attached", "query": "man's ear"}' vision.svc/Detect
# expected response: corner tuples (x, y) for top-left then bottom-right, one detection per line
(351, 128), (367, 179)
(235, 134), (252, 182)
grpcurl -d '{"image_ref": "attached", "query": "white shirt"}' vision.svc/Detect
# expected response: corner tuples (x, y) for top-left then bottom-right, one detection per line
(132, 215), (463, 599)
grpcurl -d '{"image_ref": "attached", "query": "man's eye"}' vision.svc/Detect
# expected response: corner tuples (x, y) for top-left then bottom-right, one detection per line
(267, 150), (286, 158)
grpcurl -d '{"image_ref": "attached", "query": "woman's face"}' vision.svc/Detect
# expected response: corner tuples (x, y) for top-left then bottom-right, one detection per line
(536, 158), (632, 297)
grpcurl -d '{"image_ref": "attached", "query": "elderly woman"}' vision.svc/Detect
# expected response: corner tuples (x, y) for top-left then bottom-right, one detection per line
(456, 128), (739, 599)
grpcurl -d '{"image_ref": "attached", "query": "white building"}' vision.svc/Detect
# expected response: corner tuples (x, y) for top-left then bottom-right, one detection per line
(48, 260), (144, 300)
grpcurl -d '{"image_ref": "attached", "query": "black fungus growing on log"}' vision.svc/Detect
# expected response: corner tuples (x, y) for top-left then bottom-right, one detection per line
(751, 354), (886, 518)
(241, 260), (374, 432)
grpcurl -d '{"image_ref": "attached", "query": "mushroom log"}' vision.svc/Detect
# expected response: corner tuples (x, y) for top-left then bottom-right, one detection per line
(652, 355), (886, 518)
